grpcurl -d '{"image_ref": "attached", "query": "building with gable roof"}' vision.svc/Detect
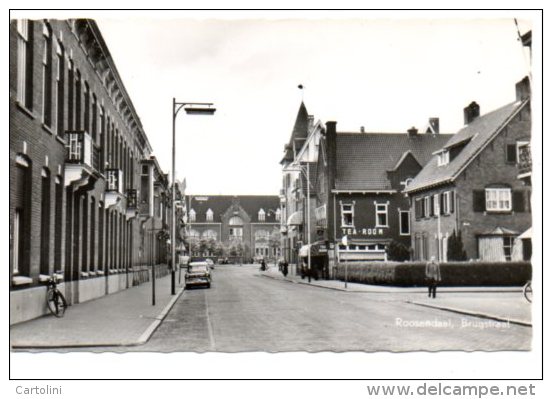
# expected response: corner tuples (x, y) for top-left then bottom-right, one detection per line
(279, 102), (325, 268)
(10, 19), (172, 324)
(184, 195), (281, 262)
(312, 121), (452, 272)
(405, 77), (532, 262)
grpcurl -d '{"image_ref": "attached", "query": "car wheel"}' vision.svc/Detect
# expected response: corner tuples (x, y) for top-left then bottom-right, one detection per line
(207, 283), (211, 288)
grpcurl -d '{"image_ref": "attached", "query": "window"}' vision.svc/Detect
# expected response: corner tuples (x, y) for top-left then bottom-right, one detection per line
(67, 60), (74, 129)
(189, 229), (200, 240)
(75, 70), (81, 129)
(341, 203), (354, 227)
(423, 196), (430, 218)
(506, 144), (517, 163)
(41, 23), (53, 127)
(503, 236), (514, 261)
(84, 82), (90, 132)
(229, 216), (243, 226)
(414, 198), (422, 220)
(399, 210), (410, 235)
(258, 208), (265, 221)
(189, 209), (196, 222)
(202, 230), (217, 240)
(437, 150), (450, 166)
(433, 194), (440, 216)
(16, 19), (33, 109)
(206, 208), (213, 222)
(375, 203), (388, 227)
(442, 191), (450, 214)
(275, 208), (281, 221)
(40, 169), (51, 275)
(229, 227), (243, 240)
(13, 209), (22, 273)
(485, 188), (512, 212)
(54, 177), (63, 269)
(92, 95), (98, 142)
(55, 40), (64, 135)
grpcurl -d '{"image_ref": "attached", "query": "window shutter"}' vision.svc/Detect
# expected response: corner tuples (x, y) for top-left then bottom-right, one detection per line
(430, 195), (434, 216)
(439, 193), (444, 215)
(513, 190), (525, 212)
(450, 191), (455, 213)
(473, 190), (485, 212)
(506, 144), (517, 163)
(415, 199), (421, 219)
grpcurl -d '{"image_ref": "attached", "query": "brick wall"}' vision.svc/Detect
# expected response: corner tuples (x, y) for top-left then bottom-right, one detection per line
(410, 102), (532, 260)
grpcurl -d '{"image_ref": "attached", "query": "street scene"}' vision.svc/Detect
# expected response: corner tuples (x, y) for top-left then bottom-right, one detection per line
(9, 13), (537, 369)
(11, 263), (531, 352)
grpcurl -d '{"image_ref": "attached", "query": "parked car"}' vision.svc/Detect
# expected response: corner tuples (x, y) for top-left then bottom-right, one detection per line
(253, 255), (264, 264)
(206, 259), (215, 269)
(185, 261), (211, 289)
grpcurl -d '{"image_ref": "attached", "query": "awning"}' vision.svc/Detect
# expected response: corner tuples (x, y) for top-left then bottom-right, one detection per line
(298, 243), (326, 257)
(287, 211), (303, 226)
(519, 227), (532, 239)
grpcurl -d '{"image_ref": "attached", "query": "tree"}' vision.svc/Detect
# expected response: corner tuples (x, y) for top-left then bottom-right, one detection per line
(447, 229), (467, 261)
(268, 228), (281, 258)
(387, 240), (411, 262)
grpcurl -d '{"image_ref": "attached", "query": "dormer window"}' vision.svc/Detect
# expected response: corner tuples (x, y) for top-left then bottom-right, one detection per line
(258, 208), (265, 221)
(437, 150), (450, 166)
(206, 208), (213, 222)
(189, 208), (196, 222)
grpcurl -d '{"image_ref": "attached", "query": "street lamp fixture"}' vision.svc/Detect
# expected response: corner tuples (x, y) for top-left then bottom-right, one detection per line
(171, 99), (216, 295)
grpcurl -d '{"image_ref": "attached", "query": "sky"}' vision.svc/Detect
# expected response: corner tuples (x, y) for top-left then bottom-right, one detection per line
(92, 12), (534, 195)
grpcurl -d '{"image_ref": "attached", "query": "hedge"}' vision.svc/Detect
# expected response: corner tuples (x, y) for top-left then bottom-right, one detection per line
(335, 261), (532, 286)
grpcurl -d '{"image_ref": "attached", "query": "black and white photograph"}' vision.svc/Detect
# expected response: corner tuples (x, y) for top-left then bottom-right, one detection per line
(7, 8), (542, 386)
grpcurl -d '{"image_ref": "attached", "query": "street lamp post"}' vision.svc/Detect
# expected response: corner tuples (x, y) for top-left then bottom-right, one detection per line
(171, 99), (216, 295)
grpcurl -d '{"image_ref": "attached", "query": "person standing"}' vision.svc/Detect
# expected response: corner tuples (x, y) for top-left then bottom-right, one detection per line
(425, 256), (441, 298)
(282, 259), (289, 277)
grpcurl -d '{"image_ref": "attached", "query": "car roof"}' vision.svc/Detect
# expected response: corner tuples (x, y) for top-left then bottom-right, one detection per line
(189, 261), (208, 266)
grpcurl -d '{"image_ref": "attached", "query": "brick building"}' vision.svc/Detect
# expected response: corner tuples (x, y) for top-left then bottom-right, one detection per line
(405, 77), (532, 262)
(311, 121), (451, 275)
(184, 195), (281, 262)
(279, 102), (324, 267)
(10, 19), (172, 324)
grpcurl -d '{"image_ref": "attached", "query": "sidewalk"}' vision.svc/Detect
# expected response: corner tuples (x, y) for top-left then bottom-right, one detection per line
(260, 267), (532, 327)
(10, 274), (184, 349)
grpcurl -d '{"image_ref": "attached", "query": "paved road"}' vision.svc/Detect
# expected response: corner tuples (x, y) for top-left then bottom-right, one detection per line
(127, 264), (531, 352)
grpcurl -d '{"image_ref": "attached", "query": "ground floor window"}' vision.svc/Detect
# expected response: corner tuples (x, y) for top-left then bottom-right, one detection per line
(503, 236), (514, 261)
(13, 209), (22, 274)
(399, 210), (410, 235)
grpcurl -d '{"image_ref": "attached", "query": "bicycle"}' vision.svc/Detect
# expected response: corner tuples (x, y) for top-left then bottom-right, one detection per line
(46, 274), (67, 317)
(523, 280), (533, 303)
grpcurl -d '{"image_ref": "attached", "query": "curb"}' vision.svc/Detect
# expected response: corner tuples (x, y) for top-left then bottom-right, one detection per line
(407, 300), (532, 327)
(136, 285), (186, 345)
(259, 274), (521, 294)
(11, 286), (186, 349)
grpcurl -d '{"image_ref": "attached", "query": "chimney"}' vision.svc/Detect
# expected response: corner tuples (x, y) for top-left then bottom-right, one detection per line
(325, 121), (337, 243)
(463, 101), (480, 125)
(407, 126), (418, 136)
(360, 126), (365, 133)
(429, 117), (439, 134)
(515, 76), (531, 101)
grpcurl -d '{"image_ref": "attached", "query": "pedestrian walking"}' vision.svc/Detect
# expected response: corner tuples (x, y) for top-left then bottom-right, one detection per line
(425, 256), (441, 298)
(282, 259), (289, 277)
